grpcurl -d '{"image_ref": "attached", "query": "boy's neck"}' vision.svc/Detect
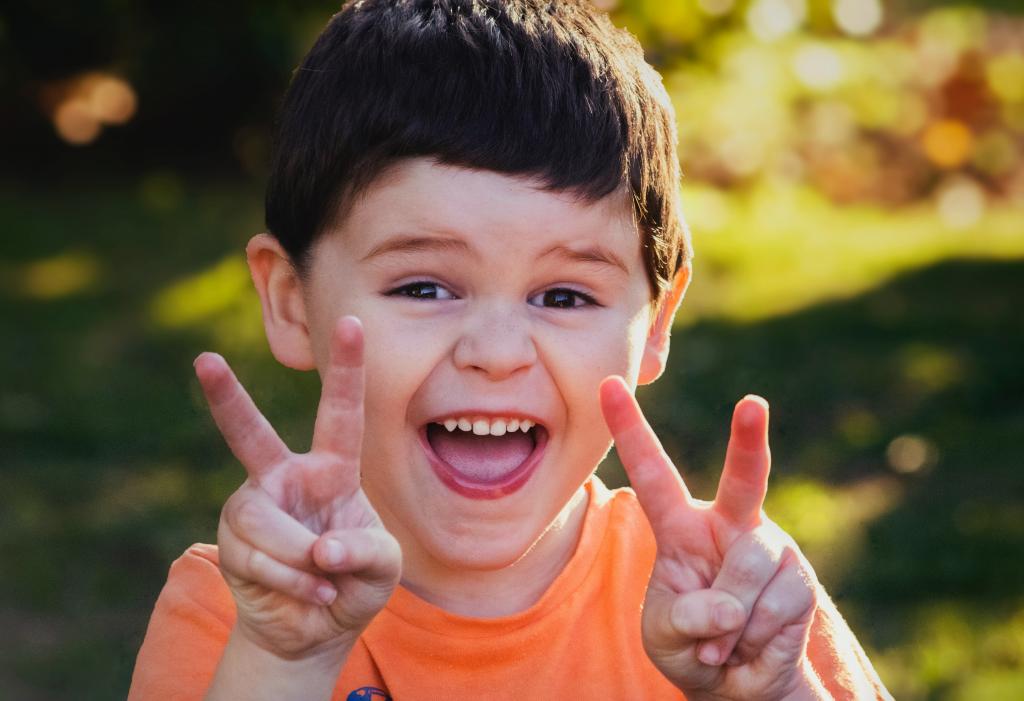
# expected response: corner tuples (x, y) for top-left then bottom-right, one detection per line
(398, 486), (591, 618)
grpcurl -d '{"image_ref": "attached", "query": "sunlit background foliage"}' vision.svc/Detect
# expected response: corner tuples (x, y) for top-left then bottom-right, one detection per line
(1, 1), (1022, 698)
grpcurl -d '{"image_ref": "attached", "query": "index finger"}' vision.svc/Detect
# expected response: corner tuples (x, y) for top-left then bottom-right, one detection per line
(599, 375), (691, 539)
(311, 315), (365, 463)
(194, 352), (290, 478)
(712, 394), (771, 528)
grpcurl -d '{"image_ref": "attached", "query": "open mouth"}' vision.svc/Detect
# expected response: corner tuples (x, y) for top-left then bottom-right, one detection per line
(418, 419), (548, 500)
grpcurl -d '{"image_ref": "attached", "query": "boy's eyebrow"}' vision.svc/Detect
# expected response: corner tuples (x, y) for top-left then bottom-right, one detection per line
(360, 233), (629, 275)
(539, 243), (630, 275)
(359, 234), (478, 262)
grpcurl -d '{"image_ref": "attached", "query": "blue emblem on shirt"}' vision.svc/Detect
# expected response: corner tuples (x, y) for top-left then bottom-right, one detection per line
(346, 686), (391, 701)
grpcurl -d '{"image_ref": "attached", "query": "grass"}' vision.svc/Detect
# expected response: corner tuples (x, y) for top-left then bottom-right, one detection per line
(1, 175), (1022, 699)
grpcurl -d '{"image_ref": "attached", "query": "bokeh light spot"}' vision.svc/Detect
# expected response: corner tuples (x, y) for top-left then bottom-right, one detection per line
(746, 0), (806, 43)
(88, 76), (137, 125)
(921, 119), (974, 169)
(899, 343), (967, 393)
(793, 42), (844, 91)
(886, 434), (938, 474)
(151, 256), (251, 328)
(53, 99), (101, 145)
(41, 71), (137, 145)
(986, 53), (1024, 104)
(935, 176), (986, 230)
(18, 251), (101, 299)
(837, 407), (881, 448)
(832, 0), (883, 37)
(972, 130), (1018, 176)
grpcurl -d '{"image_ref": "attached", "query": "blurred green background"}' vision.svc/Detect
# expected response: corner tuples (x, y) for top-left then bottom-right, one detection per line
(1, 0), (1022, 698)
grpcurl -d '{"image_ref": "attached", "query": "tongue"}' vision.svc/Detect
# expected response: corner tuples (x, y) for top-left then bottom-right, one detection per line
(428, 425), (534, 482)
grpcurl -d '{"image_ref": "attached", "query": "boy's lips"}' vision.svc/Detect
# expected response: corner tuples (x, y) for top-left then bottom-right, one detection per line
(418, 422), (548, 500)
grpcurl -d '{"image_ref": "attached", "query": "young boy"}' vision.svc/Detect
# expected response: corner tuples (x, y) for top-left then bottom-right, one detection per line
(129, 1), (891, 699)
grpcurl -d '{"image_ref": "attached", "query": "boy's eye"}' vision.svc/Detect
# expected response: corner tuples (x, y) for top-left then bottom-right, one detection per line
(529, 288), (599, 309)
(387, 281), (456, 300)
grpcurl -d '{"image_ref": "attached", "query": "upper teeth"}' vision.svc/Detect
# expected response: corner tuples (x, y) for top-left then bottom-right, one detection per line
(439, 417), (535, 436)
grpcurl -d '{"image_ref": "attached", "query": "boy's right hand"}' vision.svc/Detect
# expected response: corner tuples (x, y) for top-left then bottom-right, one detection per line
(194, 315), (401, 663)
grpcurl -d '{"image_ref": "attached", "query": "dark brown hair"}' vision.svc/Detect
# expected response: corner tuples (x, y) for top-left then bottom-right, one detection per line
(265, 0), (690, 304)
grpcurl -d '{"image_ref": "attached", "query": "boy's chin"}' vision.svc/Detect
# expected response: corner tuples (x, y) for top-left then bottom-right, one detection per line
(413, 484), (590, 576)
(422, 526), (543, 573)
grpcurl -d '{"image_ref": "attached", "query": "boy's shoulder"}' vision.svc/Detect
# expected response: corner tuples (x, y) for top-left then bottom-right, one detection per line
(591, 475), (651, 535)
(154, 542), (235, 632)
(587, 475), (657, 570)
(179, 541), (220, 565)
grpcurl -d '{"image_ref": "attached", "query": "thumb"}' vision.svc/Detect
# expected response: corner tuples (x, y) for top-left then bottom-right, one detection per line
(645, 587), (747, 654)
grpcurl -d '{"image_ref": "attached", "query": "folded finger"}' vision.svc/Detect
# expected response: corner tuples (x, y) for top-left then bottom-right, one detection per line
(195, 352), (290, 478)
(664, 589), (747, 643)
(221, 486), (318, 571)
(731, 555), (817, 664)
(313, 528), (402, 588)
(218, 526), (337, 606)
(697, 528), (784, 665)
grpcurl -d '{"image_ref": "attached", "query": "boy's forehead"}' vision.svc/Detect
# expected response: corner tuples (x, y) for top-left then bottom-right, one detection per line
(335, 157), (640, 260)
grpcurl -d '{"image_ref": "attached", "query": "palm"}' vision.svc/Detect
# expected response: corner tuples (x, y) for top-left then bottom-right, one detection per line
(196, 317), (401, 659)
(600, 378), (815, 701)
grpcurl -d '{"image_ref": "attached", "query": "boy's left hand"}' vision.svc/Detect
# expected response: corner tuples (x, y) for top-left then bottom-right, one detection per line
(600, 377), (823, 701)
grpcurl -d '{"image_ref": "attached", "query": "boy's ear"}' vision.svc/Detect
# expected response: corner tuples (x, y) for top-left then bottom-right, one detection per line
(638, 261), (692, 386)
(246, 233), (317, 371)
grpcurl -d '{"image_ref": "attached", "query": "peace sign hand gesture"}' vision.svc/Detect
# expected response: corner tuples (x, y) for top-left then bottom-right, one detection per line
(600, 377), (825, 701)
(194, 316), (401, 664)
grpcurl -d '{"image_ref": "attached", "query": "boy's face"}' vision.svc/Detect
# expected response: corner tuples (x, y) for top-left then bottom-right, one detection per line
(256, 158), (684, 575)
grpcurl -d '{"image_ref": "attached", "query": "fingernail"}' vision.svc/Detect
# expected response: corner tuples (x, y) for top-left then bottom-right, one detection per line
(698, 643), (721, 666)
(742, 394), (768, 409)
(316, 584), (337, 605)
(324, 539), (345, 566)
(715, 601), (744, 630)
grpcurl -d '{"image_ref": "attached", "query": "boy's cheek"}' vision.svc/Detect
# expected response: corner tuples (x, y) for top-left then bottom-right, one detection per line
(565, 315), (649, 389)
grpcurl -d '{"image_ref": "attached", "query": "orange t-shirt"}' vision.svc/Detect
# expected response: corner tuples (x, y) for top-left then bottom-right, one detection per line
(128, 477), (890, 700)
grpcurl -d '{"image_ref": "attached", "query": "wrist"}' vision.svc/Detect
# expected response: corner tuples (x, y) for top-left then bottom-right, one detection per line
(235, 618), (359, 667)
(779, 659), (830, 701)
(206, 627), (355, 701)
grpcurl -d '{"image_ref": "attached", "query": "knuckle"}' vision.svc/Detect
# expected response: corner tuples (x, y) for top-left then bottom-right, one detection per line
(800, 578), (819, 612)
(376, 532), (398, 562)
(669, 599), (696, 635)
(291, 568), (314, 596)
(232, 496), (265, 534)
(756, 598), (785, 627)
(245, 547), (269, 580)
(728, 550), (765, 586)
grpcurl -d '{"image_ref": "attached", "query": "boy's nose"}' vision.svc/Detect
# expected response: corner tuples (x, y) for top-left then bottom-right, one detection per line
(452, 307), (538, 381)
